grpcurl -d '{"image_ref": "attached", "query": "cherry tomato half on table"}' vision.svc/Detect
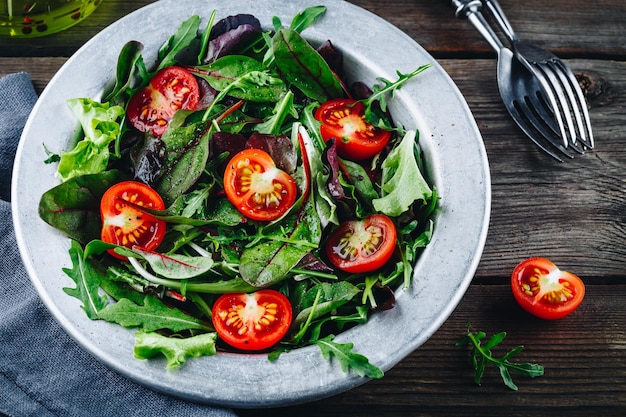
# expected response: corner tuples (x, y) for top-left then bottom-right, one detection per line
(223, 148), (297, 221)
(100, 181), (166, 259)
(511, 257), (585, 320)
(212, 289), (293, 351)
(314, 98), (391, 161)
(127, 66), (200, 136)
(325, 214), (397, 274)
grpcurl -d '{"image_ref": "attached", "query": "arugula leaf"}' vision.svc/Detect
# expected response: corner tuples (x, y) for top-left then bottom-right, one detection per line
(362, 64), (431, 129)
(372, 130), (432, 216)
(272, 28), (344, 102)
(315, 335), (384, 379)
(57, 98), (124, 181)
(156, 15), (201, 71)
(98, 295), (212, 333)
(254, 90), (298, 135)
(62, 240), (110, 319)
(134, 330), (217, 370)
(197, 10), (217, 66)
(289, 6), (327, 33)
(456, 325), (545, 390)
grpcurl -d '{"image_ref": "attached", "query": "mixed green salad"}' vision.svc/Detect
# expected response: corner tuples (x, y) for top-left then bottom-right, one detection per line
(38, 6), (437, 378)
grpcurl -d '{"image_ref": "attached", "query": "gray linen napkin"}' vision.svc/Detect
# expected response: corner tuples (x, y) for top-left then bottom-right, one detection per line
(0, 73), (238, 417)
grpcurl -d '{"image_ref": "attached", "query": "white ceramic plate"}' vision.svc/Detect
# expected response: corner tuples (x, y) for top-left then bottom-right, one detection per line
(12, 0), (490, 408)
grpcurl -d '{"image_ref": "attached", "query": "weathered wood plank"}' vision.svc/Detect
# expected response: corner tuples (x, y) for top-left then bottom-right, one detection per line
(235, 284), (626, 417)
(437, 59), (626, 279)
(1, 0), (625, 58)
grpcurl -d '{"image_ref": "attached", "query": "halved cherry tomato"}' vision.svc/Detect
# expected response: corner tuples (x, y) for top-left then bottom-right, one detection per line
(325, 214), (397, 274)
(511, 257), (585, 320)
(212, 289), (293, 351)
(127, 66), (200, 136)
(314, 98), (391, 161)
(100, 181), (166, 259)
(223, 148), (297, 221)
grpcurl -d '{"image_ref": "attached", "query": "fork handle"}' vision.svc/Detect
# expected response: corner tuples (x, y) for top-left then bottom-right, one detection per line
(451, 0), (505, 53)
(482, 0), (519, 43)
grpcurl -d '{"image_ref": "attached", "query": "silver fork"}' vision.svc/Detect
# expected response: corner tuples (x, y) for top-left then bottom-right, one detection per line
(452, 0), (577, 161)
(482, 0), (594, 150)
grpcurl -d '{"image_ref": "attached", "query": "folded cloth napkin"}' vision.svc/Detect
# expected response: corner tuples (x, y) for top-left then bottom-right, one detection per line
(0, 73), (238, 417)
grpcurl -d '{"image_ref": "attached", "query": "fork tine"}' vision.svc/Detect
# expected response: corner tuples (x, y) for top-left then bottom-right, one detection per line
(553, 60), (595, 149)
(528, 88), (586, 154)
(517, 95), (578, 157)
(505, 99), (570, 162)
(526, 63), (570, 148)
(539, 60), (583, 145)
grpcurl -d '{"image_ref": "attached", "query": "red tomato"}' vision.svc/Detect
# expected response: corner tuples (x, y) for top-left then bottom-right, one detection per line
(212, 289), (293, 351)
(314, 98), (391, 161)
(223, 148), (297, 221)
(100, 181), (166, 259)
(511, 257), (585, 320)
(325, 214), (397, 274)
(127, 66), (200, 136)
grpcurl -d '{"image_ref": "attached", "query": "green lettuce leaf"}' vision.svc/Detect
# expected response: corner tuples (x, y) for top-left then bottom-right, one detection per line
(372, 130), (432, 216)
(134, 330), (217, 370)
(57, 98), (124, 181)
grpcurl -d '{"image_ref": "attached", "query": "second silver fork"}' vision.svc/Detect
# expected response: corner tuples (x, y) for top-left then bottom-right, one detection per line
(482, 0), (594, 150)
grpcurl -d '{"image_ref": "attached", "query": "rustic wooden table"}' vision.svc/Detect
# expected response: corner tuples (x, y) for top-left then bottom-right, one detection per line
(1, 1), (625, 416)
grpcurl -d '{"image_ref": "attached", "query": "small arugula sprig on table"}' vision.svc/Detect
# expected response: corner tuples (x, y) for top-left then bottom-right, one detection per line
(456, 325), (545, 391)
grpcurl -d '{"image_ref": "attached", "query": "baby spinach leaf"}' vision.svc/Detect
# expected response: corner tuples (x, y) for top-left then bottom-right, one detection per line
(372, 130), (432, 216)
(39, 170), (127, 244)
(193, 55), (286, 102)
(155, 121), (211, 205)
(134, 330), (217, 370)
(239, 197), (322, 287)
(102, 40), (147, 105)
(272, 28), (344, 102)
(315, 335), (384, 379)
(293, 281), (361, 326)
(98, 295), (212, 333)
(62, 240), (110, 320)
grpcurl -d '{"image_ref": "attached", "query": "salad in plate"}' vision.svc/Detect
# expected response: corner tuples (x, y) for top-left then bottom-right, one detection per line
(38, 6), (437, 378)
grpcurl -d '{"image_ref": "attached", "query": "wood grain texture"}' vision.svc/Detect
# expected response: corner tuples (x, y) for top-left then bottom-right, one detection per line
(1, 1), (625, 415)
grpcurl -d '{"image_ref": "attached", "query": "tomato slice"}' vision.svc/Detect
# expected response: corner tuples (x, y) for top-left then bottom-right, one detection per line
(511, 257), (585, 320)
(100, 181), (166, 259)
(127, 66), (200, 136)
(223, 148), (297, 221)
(325, 214), (397, 274)
(314, 98), (391, 161)
(212, 289), (293, 351)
